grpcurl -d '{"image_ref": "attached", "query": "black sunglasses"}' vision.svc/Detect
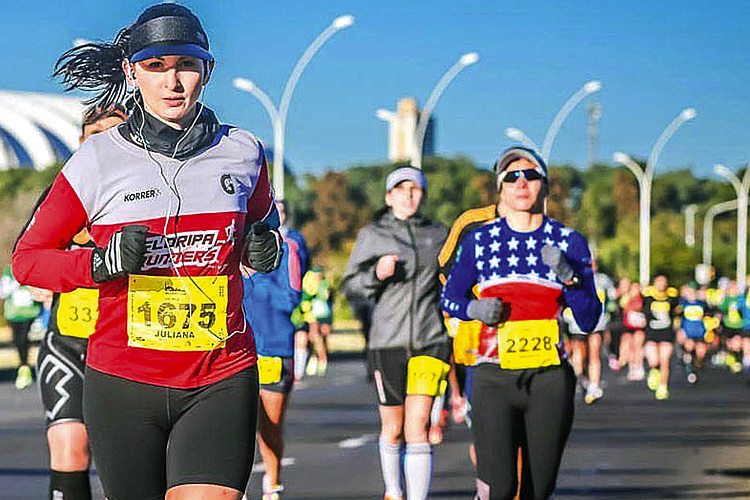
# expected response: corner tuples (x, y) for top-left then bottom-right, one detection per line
(500, 168), (544, 183)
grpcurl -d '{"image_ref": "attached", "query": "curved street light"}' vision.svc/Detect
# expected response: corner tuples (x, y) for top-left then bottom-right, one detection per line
(714, 163), (750, 291)
(504, 127), (540, 152)
(412, 52), (479, 169)
(232, 77), (278, 126)
(233, 14), (355, 200)
(504, 80), (602, 162)
(541, 80), (601, 161)
(613, 108), (696, 285)
(703, 198), (738, 270)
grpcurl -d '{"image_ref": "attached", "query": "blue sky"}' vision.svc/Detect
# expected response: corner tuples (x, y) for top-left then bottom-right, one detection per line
(1, 1), (748, 177)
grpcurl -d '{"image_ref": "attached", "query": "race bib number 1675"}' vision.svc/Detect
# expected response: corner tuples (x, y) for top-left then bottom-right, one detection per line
(127, 275), (228, 352)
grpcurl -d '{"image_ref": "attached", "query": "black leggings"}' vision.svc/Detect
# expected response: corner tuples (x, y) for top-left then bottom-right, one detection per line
(10, 319), (33, 365)
(472, 363), (575, 500)
(84, 366), (259, 500)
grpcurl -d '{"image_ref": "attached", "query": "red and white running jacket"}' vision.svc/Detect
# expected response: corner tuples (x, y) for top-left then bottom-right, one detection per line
(13, 125), (275, 388)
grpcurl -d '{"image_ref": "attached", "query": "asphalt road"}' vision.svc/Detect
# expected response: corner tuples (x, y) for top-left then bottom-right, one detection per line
(2, 357), (750, 499)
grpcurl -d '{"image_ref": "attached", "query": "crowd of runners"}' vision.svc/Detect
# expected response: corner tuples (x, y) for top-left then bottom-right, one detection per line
(561, 273), (750, 402)
(2, 3), (749, 500)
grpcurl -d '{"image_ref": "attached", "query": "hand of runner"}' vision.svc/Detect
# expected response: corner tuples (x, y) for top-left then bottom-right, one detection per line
(541, 244), (576, 285)
(467, 298), (503, 326)
(245, 222), (283, 274)
(375, 254), (399, 281)
(91, 225), (148, 283)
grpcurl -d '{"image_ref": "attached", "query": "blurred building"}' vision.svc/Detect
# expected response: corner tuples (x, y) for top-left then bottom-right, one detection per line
(0, 90), (84, 170)
(378, 97), (435, 164)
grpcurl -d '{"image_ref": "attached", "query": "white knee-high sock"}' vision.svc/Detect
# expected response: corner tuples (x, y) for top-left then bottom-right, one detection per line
(294, 347), (308, 380)
(379, 436), (403, 498)
(404, 442), (432, 500)
(430, 393), (445, 426)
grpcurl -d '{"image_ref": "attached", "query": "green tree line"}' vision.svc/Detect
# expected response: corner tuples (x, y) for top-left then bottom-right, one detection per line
(0, 157), (743, 297)
(281, 156), (743, 288)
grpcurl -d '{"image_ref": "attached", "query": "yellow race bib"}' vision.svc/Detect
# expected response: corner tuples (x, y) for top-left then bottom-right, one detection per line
(406, 355), (450, 397)
(127, 275), (228, 351)
(446, 317), (481, 366)
(57, 288), (99, 338)
(683, 305), (705, 321)
(498, 319), (561, 370)
(258, 356), (283, 385)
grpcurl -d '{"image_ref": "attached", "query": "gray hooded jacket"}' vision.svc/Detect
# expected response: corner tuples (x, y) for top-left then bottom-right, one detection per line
(341, 210), (448, 351)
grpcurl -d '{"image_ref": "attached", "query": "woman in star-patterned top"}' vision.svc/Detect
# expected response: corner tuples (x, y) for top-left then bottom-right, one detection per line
(441, 146), (600, 499)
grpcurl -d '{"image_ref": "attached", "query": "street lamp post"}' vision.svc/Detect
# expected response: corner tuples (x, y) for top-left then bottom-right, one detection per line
(411, 52), (479, 169)
(613, 152), (650, 286)
(613, 108), (696, 285)
(587, 102), (603, 169)
(504, 80), (602, 162)
(714, 163), (750, 291)
(703, 198), (738, 269)
(541, 80), (602, 161)
(684, 204), (698, 247)
(233, 15), (355, 200)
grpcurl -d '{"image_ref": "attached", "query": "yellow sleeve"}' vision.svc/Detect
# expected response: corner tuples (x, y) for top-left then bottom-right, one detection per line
(438, 204), (497, 285)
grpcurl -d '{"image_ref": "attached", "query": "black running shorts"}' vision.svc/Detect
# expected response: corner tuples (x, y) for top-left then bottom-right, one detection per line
(84, 366), (259, 499)
(645, 328), (675, 343)
(37, 331), (87, 427)
(368, 343), (450, 406)
(259, 357), (294, 394)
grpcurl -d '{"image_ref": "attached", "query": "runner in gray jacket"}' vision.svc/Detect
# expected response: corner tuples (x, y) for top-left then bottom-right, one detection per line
(342, 165), (448, 500)
(342, 211), (447, 351)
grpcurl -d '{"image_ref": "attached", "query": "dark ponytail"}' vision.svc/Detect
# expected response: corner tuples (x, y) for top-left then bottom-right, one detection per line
(52, 26), (131, 109)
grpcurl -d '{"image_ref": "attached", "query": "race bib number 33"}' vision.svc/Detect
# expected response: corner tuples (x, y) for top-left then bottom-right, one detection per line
(498, 319), (561, 370)
(57, 288), (99, 338)
(127, 275), (228, 351)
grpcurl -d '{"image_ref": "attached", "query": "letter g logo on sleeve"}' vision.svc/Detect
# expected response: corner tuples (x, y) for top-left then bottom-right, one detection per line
(220, 174), (236, 195)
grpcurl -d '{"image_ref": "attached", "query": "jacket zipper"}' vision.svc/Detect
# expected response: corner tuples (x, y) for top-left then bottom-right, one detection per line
(406, 220), (418, 356)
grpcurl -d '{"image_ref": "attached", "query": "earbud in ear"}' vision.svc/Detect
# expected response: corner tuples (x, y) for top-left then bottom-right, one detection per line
(126, 66), (137, 87)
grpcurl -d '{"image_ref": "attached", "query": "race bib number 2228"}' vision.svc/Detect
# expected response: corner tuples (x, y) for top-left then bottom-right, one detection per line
(498, 319), (561, 370)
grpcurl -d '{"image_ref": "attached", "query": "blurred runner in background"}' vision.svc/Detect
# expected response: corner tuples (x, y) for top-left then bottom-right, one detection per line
(643, 275), (680, 400)
(301, 267), (333, 377)
(0, 264), (42, 390)
(243, 235), (302, 499)
(33, 104), (126, 500)
(342, 165), (448, 500)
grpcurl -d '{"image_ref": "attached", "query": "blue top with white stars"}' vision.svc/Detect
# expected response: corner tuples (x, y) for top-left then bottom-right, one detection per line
(441, 216), (601, 334)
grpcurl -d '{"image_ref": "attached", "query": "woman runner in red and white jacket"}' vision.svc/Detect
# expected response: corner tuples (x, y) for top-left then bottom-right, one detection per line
(13, 4), (282, 499)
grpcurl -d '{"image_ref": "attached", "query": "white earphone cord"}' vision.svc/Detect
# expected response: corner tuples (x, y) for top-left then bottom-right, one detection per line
(131, 79), (247, 344)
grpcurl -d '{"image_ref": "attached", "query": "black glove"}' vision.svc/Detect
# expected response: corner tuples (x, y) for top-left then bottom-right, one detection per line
(467, 298), (503, 326)
(245, 222), (283, 273)
(541, 244), (577, 284)
(91, 225), (148, 283)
